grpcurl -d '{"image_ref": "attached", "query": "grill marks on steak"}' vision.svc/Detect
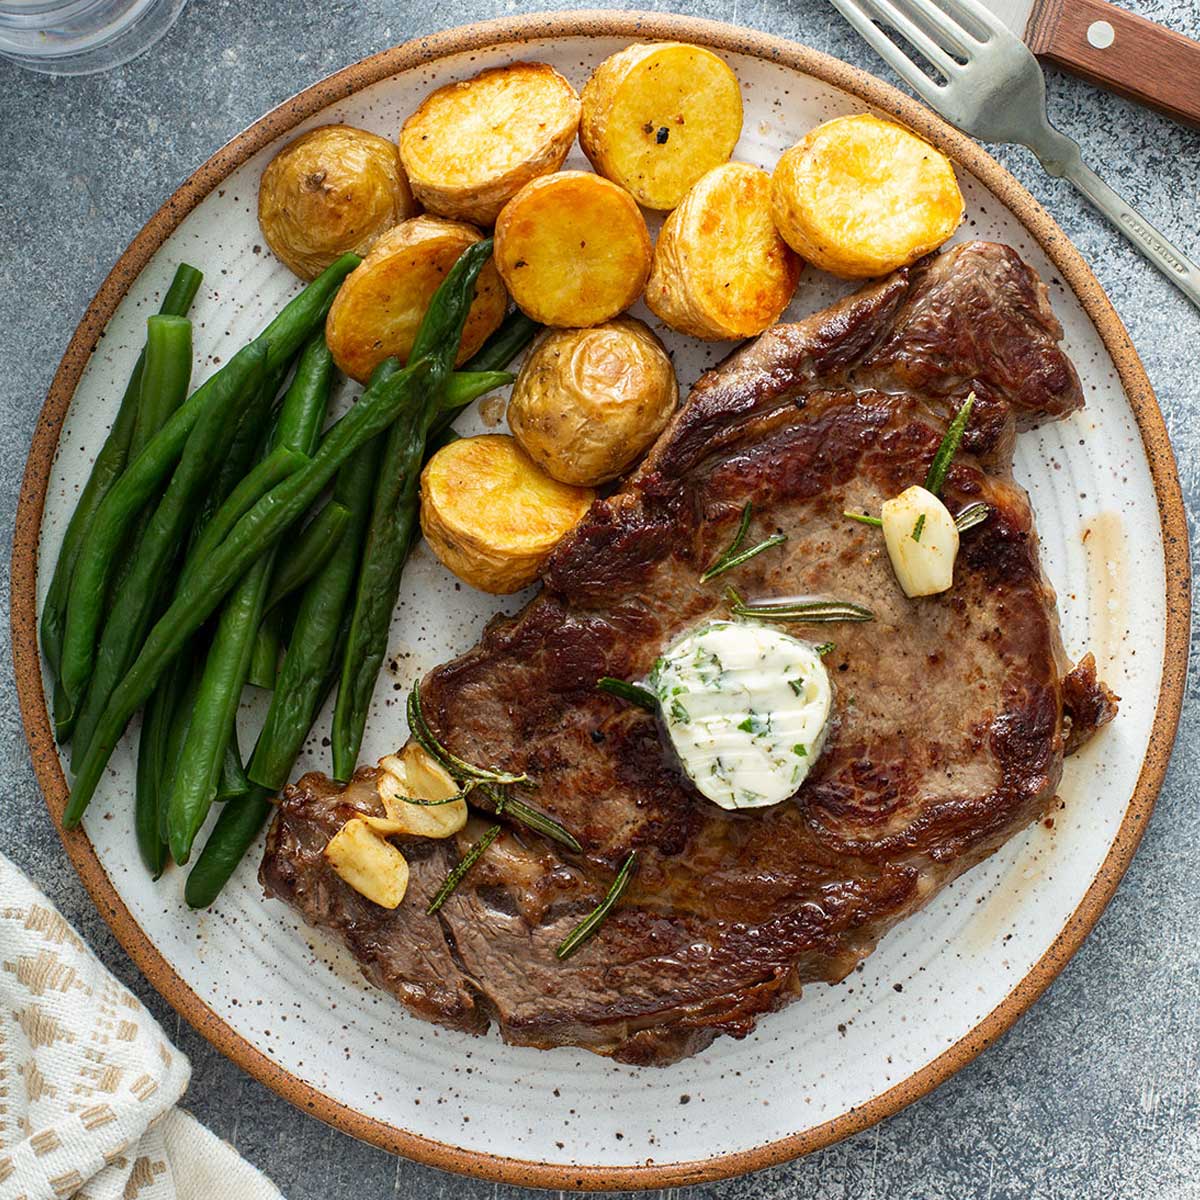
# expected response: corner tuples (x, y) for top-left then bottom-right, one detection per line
(262, 242), (1117, 1065)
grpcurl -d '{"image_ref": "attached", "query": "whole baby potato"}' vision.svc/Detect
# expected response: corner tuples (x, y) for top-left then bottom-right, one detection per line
(507, 318), (678, 486)
(258, 124), (416, 280)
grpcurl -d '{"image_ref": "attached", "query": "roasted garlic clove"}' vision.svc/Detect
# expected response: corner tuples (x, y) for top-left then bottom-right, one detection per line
(881, 485), (959, 597)
(324, 818), (410, 908)
(377, 744), (468, 838)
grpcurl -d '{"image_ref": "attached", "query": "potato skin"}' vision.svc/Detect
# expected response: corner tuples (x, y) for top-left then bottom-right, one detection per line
(494, 171), (651, 328)
(399, 62), (580, 227)
(646, 162), (801, 341)
(770, 114), (964, 279)
(507, 318), (677, 486)
(580, 42), (743, 211)
(420, 434), (595, 594)
(258, 125), (416, 280)
(325, 215), (507, 383)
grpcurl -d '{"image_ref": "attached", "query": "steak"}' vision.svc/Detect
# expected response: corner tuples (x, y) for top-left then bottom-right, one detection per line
(262, 241), (1117, 1065)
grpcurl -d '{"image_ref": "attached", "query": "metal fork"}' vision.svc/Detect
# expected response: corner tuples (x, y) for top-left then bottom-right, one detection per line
(830, 0), (1200, 309)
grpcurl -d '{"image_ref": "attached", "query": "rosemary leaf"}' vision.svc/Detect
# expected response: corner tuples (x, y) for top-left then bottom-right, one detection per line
(701, 533), (787, 581)
(925, 393), (975, 496)
(407, 683), (529, 786)
(596, 677), (658, 711)
(912, 513), (926, 542)
(426, 823), (501, 915)
(726, 585), (874, 625)
(843, 510), (883, 527)
(478, 784), (582, 853)
(954, 502), (990, 532)
(814, 642), (836, 656)
(555, 851), (638, 960)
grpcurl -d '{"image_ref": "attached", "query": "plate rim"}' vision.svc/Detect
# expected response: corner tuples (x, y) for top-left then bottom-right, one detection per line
(9, 9), (1190, 1190)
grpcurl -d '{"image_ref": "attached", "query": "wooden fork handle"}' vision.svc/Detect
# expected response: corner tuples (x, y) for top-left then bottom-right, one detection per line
(1026, 0), (1200, 128)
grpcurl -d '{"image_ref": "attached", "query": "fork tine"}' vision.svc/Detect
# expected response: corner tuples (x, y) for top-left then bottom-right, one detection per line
(919, 0), (1020, 46)
(829, 0), (949, 107)
(887, 0), (977, 58)
(857, 0), (969, 73)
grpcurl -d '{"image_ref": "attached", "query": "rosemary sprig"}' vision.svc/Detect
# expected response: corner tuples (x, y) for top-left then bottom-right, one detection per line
(477, 784), (582, 854)
(427, 823), (502, 915)
(596, 677), (658, 711)
(555, 851), (638, 960)
(726, 585), (874, 624)
(954, 501), (990, 532)
(814, 642), (836, 656)
(843, 510), (883, 527)
(407, 682), (529, 786)
(925, 393), (975, 496)
(701, 502), (787, 581)
(912, 513), (926, 542)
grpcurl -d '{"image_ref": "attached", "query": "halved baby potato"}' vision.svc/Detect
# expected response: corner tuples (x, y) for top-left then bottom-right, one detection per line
(770, 113), (964, 278)
(646, 162), (802, 340)
(399, 62), (581, 226)
(580, 42), (743, 211)
(494, 171), (651, 327)
(420, 434), (595, 594)
(258, 124), (416, 280)
(324, 215), (507, 382)
(507, 318), (677, 486)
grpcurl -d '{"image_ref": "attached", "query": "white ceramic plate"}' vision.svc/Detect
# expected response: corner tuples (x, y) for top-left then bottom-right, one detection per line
(13, 13), (1188, 1190)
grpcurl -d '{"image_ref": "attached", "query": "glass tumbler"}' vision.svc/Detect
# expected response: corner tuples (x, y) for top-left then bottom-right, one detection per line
(0, 0), (187, 75)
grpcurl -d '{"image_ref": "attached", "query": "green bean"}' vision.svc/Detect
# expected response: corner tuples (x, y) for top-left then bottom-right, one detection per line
(184, 786), (273, 909)
(41, 263), (202, 682)
(330, 240), (494, 780)
(135, 678), (173, 878)
(69, 342), (262, 767)
(247, 613), (281, 690)
(274, 330), (333, 454)
(178, 445), (308, 590)
(56, 256), (355, 732)
(263, 500), (350, 613)
(129, 315), (194, 458)
(462, 309), (539, 373)
(66, 250), (486, 826)
(217, 724), (252, 802)
(440, 369), (515, 411)
(167, 551), (274, 864)
(250, 446), (381, 790)
(157, 651), (202, 842)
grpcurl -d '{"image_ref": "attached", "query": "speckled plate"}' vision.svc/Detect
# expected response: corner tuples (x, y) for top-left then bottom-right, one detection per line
(11, 10), (1189, 1191)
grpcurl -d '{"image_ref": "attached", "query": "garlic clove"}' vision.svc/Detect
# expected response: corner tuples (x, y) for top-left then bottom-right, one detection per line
(881, 485), (959, 598)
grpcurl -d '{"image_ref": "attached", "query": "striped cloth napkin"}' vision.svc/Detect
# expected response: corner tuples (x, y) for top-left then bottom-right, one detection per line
(0, 852), (282, 1200)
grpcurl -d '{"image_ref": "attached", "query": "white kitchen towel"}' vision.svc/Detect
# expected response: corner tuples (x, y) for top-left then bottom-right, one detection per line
(0, 852), (283, 1200)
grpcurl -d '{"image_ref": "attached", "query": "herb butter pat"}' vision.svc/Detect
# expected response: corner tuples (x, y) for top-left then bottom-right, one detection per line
(648, 621), (832, 811)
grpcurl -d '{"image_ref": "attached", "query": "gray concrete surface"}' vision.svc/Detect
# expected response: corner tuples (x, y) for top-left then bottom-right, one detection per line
(2, 1), (1198, 1196)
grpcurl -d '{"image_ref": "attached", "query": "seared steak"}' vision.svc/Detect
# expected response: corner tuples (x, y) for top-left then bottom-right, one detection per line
(262, 241), (1116, 1065)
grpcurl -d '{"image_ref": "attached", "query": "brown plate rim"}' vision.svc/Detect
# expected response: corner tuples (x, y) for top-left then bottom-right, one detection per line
(10, 9), (1190, 1191)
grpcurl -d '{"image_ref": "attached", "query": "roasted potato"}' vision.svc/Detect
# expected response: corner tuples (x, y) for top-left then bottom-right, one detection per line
(646, 162), (801, 340)
(399, 62), (581, 226)
(494, 171), (651, 328)
(324, 215), (507, 382)
(770, 114), (964, 279)
(507, 318), (677, 486)
(420, 434), (595, 593)
(580, 42), (743, 211)
(258, 124), (416, 280)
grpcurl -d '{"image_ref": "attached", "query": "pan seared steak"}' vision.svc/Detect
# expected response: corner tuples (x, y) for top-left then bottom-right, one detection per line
(262, 241), (1116, 1065)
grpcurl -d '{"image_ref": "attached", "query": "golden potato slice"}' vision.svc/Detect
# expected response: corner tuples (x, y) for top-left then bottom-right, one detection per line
(324, 818), (410, 908)
(324, 215), (507, 382)
(494, 171), (651, 328)
(258, 124), (416, 280)
(420, 434), (595, 593)
(770, 114), (964, 279)
(507, 318), (677, 486)
(580, 42), (743, 211)
(399, 62), (581, 227)
(646, 162), (802, 340)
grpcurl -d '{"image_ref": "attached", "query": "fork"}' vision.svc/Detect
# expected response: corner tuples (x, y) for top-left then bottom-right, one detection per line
(830, 0), (1200, 309)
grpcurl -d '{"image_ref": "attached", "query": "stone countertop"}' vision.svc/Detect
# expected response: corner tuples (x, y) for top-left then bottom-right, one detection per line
(1, 1), (1198, 1197)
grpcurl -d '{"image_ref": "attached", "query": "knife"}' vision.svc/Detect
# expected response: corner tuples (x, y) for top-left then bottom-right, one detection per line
(989, 0), (1200, 128)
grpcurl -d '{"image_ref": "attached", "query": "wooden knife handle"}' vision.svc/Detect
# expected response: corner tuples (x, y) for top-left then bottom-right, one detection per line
(1026, 0), (1200, 128)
